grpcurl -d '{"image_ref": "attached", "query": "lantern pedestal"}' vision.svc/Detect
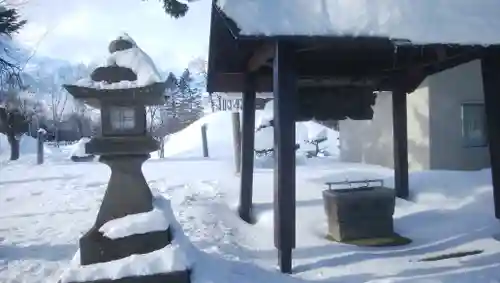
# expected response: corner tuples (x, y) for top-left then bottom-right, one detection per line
(96, 154), (154, 227)
(79, 152), (172, 266)
(79, 224), (171, 266)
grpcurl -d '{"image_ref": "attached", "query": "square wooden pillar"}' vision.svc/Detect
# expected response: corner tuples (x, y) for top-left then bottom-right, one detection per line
(238, 73), (257, 223)
(481, 48), (500, 218)
(392, 90), (409, 199)
(273, 41), (297, 274)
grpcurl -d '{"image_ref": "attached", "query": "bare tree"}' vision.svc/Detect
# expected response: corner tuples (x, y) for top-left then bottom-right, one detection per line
(70, 100), (92, 138)
(146, 104), (169, 158)
(146, 105), (161, 133)
(48, 87), (68, 145)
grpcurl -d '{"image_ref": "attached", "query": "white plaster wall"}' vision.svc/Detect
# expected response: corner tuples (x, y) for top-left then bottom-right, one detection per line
(339, 91), (396, 169)
(428, 60), (490, 170)
(406, 84), (430, 170)
(339, 59), (490, 171)
(339, 87), (430, 171)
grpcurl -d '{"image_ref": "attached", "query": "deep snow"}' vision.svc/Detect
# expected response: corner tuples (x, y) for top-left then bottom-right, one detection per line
(1, 111), (499, 283)
(0, 134), (52, 156)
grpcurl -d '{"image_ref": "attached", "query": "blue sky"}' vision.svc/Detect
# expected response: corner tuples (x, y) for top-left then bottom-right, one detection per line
(14, 0), (211, 70)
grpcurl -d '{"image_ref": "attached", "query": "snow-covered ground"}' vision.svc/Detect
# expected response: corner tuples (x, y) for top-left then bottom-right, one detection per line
(1, 111), (499, 283)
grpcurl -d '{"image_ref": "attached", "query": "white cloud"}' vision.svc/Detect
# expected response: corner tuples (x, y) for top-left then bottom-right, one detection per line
(14, 0), (211, 70)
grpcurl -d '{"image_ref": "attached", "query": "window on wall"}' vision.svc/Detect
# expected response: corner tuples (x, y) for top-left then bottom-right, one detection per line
(461, 103), (488, 147)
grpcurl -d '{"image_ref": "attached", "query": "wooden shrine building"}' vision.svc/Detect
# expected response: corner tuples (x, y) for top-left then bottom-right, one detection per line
(206, 0), (500, 274)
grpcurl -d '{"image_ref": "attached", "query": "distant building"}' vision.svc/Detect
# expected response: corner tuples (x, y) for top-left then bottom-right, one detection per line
(340, 60), (489, 171)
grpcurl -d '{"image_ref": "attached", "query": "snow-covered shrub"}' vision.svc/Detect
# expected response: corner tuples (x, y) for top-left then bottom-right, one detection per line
(304, 128), (329, 158)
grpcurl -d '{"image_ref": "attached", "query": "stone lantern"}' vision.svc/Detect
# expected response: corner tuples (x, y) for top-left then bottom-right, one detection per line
(63, 34), (169, 266)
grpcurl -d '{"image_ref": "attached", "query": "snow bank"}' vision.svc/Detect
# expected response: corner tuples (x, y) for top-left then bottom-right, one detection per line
(99, 207), (170, 240)
(217, 0), (500, 45)
(77, 33), (162, 89)
(0, 134), (52, 156)
(69, 137), (91, 158)
(160, 110), (339, 159)
(161, 111), (237, 159)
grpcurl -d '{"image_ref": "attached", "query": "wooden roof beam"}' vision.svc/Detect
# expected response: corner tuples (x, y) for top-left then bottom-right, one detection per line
(247, 42), (275, 72)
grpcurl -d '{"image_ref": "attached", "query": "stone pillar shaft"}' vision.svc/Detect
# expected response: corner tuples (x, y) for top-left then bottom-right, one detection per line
(95, 154), (153, 228)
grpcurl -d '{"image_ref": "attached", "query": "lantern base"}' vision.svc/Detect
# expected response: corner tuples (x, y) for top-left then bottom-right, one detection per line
(79, 225), (172, 265)
(78, 153), (163, 266)
(63, 270), (190, 283)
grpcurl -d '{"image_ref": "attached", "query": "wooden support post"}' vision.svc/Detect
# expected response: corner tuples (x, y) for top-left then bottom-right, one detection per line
(37, 129), (45, 165)
(232, 111), (242, 174)
(201, 124), (209, 158)
(238, 73), (256, 223)
(392, 90), (409, 199)
(273, 41), (297, 274)
(159, 137), (165, 159)
(481, 48), (500, 218)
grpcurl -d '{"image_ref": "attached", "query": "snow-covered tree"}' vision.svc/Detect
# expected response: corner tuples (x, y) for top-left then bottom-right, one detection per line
(48, 87), (68, 143)
(0, 5), (30, 160)
(0, 5), (26, 86)
(0, 89), (48, 160)
(254, 101), (301, 157)
(177, 68), (203, 127)
(162, 72), (183, 133)
(188, 57), (218, 112)
(304, 128), (329, 158)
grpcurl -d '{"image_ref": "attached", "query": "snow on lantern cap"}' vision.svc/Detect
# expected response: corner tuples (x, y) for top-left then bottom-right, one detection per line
(63, 33), (167, 109)
(108, 33), (137, 53)
(80, 32), (164, 89)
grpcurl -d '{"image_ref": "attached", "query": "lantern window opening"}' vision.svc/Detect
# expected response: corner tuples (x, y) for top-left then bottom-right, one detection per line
(110, 106), (136, 131)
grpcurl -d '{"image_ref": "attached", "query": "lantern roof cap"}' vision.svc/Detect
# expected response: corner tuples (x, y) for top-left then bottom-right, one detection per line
(63, 82), (167, 109)
(73, 33), (163, 90)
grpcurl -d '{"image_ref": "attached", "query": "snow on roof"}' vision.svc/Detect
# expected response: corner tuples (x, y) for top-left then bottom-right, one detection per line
(216, 0), (500, 45)
(76, 33), (163, 90)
